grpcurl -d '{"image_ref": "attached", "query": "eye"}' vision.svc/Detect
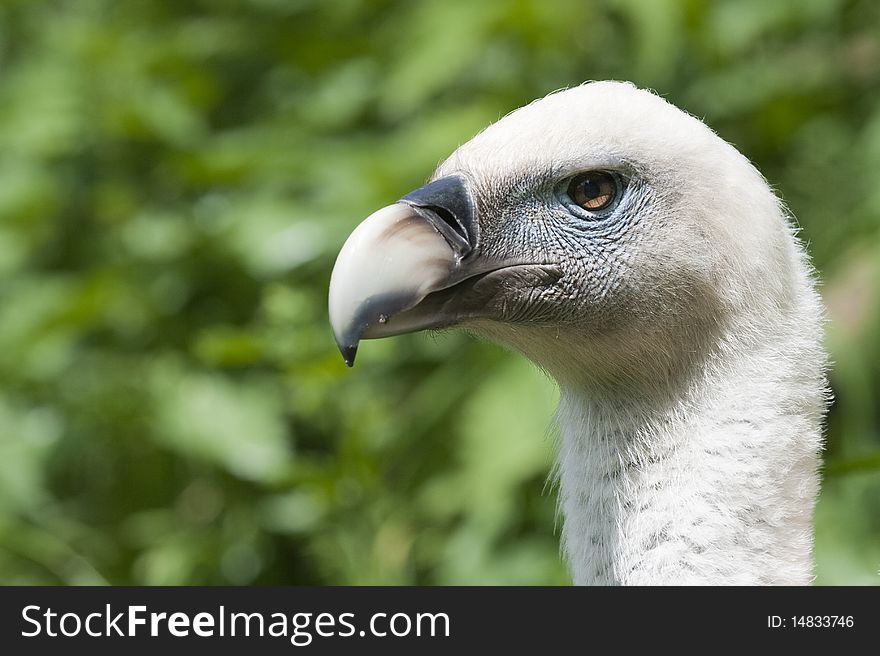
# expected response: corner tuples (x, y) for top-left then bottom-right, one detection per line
(567, 171), (618, 212)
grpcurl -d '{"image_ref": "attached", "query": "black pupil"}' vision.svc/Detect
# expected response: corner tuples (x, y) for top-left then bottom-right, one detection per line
(580, 177), (602, 199)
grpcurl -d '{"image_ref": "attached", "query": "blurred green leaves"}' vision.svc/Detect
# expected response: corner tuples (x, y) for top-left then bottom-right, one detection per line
(0, 0), (877, 585)
(150, 361), (291, 483)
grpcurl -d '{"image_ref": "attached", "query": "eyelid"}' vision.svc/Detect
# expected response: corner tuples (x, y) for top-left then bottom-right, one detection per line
(552, 161), (627, 180)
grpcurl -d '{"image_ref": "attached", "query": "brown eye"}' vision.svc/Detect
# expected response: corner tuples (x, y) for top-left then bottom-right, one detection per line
(567, 171), (618, 212)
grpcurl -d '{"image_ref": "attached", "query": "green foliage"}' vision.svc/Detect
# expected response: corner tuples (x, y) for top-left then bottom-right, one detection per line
(0, 0), (878, 584)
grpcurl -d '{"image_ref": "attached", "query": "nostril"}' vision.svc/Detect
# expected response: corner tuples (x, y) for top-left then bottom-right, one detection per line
(400, 175), (477, 255)
(423, 204), (468, 243)
(406, 205), (472, 257)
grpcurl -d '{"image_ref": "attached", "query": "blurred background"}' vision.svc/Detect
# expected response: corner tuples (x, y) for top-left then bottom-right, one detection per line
(0, 0), (878, 585)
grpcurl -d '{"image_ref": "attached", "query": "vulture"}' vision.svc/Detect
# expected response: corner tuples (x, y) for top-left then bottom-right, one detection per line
(328, 81), (828, 585)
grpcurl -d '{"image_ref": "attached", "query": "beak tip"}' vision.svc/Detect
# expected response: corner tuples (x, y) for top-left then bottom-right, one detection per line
(338, 343), (358, 367)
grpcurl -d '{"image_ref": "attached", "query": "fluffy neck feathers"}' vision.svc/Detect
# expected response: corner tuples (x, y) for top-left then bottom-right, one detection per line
(554, 314), (826, 585)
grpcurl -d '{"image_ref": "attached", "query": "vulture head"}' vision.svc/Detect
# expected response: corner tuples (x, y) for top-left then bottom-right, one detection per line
(328, 81), (827, 585)
(330, 81), (796, 390)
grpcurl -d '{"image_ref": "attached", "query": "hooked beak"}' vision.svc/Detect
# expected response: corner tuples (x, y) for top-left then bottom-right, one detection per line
(328, 176), (560, 366)
(329, 176), (478, 366)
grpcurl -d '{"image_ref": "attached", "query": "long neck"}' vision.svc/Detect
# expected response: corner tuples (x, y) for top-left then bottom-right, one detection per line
(555, 336), (826, 585)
